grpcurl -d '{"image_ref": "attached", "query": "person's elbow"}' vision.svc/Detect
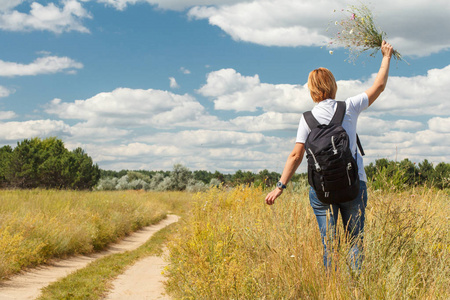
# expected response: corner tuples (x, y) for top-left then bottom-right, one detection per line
(289, 149), (303, 164)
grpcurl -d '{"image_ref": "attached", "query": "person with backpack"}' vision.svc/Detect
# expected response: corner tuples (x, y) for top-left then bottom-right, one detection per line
(265, 41), (394, 270)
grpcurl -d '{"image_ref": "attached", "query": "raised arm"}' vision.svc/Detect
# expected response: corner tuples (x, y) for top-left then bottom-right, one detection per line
(365, 41), (394, 106)
(265, 142), (305, 205)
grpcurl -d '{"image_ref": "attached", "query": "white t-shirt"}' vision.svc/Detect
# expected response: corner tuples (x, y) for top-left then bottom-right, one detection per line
(296, 93), (369, 182)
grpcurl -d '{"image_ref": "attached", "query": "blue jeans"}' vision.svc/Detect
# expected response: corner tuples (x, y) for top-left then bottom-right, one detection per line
(309, 181), (367, 270)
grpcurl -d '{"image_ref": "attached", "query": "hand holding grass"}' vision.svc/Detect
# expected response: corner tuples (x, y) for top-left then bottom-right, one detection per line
(330, 3), (406, 64)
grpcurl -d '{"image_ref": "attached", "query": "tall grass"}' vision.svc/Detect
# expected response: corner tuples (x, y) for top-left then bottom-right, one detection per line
(166, 184), (449, 299)
(0, 189), (188, 280)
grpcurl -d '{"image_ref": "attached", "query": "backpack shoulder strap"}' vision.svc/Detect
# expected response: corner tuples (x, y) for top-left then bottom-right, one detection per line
(331, 101), (366, 156)
(357, 134), (365, 156)
(303, 111), (321, 130)
(330, 101), (346, 125)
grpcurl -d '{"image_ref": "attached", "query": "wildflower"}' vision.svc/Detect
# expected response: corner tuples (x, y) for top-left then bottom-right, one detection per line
(328, 3), (406, 63)
(290, 255), (295, 258)
(329, 50), (334, 55)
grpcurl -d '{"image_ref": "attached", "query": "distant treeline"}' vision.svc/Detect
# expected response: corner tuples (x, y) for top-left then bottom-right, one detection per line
(0, 137), (448, 191)
(97, 166), (292, 192)
(0, 137), (100, 189)
(99, 158), (449, 191)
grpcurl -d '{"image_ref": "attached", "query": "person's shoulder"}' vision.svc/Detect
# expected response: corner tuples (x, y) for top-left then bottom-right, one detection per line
(345, 92), (369, 112)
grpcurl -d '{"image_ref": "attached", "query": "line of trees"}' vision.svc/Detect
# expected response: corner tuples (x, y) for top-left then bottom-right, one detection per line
(0, 137), (100, 189)
(95, 164), (291, 192)
(0, 137), (448, 191)
(365, 158), (449, 190)
(97, 159), (449, 192)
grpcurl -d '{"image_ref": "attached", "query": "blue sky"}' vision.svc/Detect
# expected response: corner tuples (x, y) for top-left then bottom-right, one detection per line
(0, 0), (449, 173)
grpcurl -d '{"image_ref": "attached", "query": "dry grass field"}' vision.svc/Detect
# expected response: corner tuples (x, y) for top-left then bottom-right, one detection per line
(166, 185), (449, 299)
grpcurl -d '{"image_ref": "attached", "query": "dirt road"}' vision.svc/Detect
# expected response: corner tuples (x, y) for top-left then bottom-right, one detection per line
(104, 248), (171, 300)
(0, 215), (178, 300)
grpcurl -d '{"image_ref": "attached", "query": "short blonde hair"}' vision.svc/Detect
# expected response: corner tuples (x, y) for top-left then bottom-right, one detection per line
(307, 68), (337, 103)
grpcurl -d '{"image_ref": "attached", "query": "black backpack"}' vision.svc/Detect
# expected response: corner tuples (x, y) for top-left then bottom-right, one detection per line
(304, 101), (364, 204)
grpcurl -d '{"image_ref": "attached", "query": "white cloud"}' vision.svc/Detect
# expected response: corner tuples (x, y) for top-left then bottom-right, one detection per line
(0, 0), (91, 33)
(137, 129), (274, 147)
(45, 87), (226, 129)
(180, 67), (191, 74)
(187, 0), (450, 57)
(428, 117), (450, 133)
(0, 111), (17, 120)
(365, 65), (450, 116)
(199, 65), (450, 117)
(188, 1), (328, 47)
(0, 119), (70, 140)
(0, 0), (24, 12)
(129, 129), (292, 172)
(230, 112), (300, 132)
(0, 86), (13, 97)
(198, 68), (312, 113)
(69, 122), (131, 141)
(96, 0), (246, 11)
(169, 77), (179, 89)
(0, 56), (83, 77)
(357, 116), (424, 136)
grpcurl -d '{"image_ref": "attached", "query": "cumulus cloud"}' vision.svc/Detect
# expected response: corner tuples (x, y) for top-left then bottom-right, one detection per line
(198, 68), (312, 113)
(0, 0), (24, 12)
(365, 65), (450, 116)
(428, 117), (450, 133)
(96, 0), (246, 11)
(362, 128), (450, 164)
(187, 0), (450, 57)
(45, 87), (226, 129)
(0, 111), (17, 120)
(0, 0), (91, 33)
(138, 129), (275, 147)
(230, 112), (300, 132)
(0, 119), (70, 141)
(0, 56), (83, 77)
(199, 65), (450, 117)
(130, 129), (292, 172)
(169, 77), (179, 89)
(357, 116), (425, 136)
(188, 1), (328, 47)
(0, 86), (13, 97)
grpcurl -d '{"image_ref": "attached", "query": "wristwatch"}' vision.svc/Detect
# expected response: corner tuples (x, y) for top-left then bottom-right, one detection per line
(276, 181), (286, 189)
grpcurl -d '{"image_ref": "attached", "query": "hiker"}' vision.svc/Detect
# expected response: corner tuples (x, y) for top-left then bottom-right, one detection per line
(265, 41), (394, 270)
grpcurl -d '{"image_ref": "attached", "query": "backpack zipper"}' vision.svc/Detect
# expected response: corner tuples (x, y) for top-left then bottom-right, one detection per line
(308, 149), (321, 172)
(331, 136), (338, 155)
(346, 163), (352, 185)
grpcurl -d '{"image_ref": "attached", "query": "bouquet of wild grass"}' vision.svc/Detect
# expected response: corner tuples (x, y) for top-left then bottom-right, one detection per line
(330, 3), (406, 63)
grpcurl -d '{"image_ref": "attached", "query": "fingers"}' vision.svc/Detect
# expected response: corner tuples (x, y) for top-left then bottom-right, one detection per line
(265, 194), (275, 205)
(265, 189), (282, 205)
(381, 40), (394, 58)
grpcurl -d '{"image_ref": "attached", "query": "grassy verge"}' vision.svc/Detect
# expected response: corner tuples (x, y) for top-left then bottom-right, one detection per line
(0, 189), (191, 280)
(38, 222), (176, 300)
(166, 185), (450, 299)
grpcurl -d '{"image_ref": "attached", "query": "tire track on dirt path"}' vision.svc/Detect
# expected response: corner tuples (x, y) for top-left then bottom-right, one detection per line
(104, 247), (171, 300)
(0, 214), (179, 300)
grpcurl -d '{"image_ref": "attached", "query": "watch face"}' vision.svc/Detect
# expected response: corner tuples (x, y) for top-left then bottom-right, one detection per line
(277, 181), (283, 188)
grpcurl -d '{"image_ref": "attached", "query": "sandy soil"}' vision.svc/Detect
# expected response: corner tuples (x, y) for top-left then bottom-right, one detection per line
(0, 214), (179, 300)
(104, 248), (171, 300)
